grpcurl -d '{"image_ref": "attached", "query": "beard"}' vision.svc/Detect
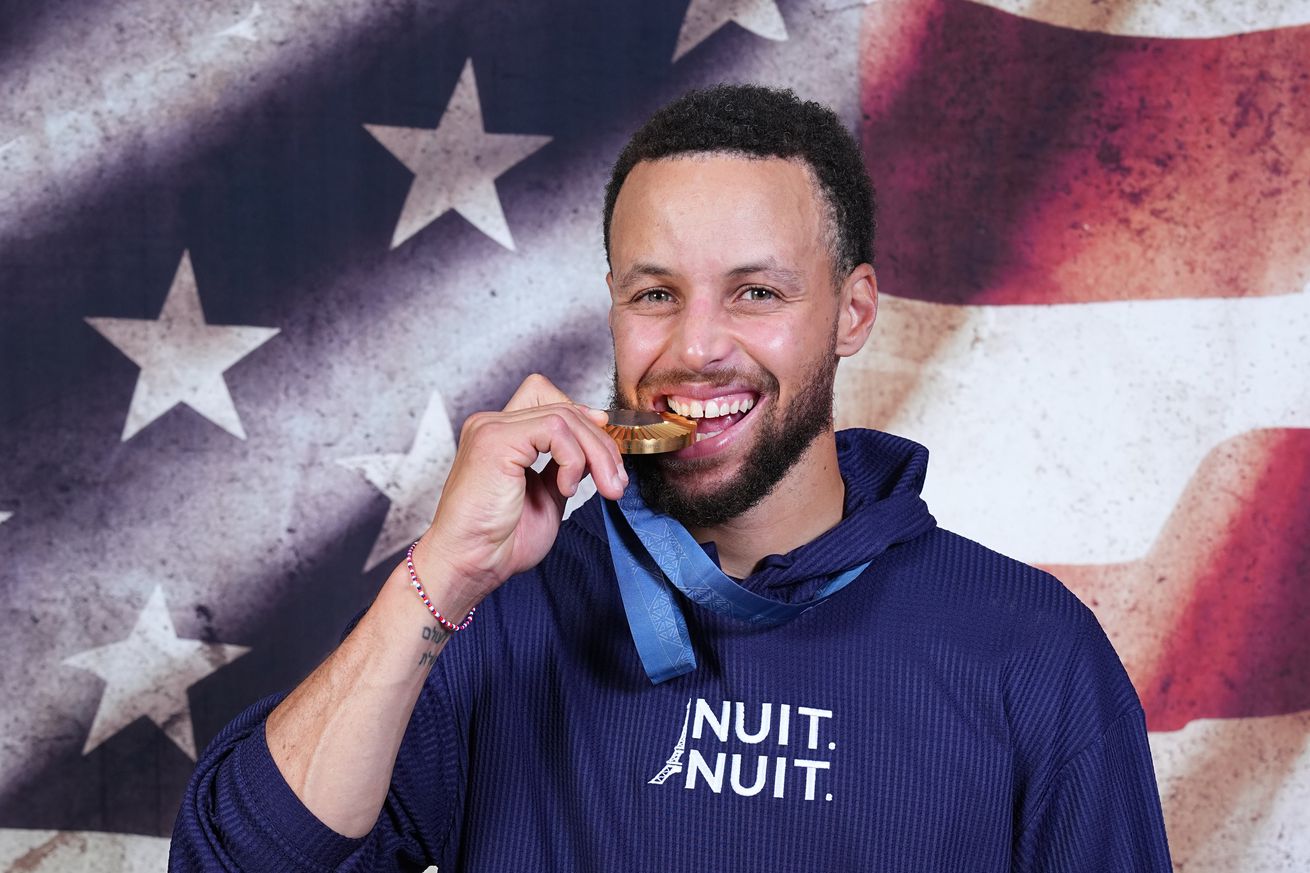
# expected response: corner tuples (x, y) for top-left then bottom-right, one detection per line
(610, 335), (839, 528)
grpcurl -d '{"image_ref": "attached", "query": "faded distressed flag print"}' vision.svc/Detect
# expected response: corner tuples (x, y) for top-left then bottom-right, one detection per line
(1, 0), (1307, 869)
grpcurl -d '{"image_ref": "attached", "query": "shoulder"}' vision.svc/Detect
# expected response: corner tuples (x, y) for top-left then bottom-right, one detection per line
(877, 525), (1094, 647)
(526, 494), (613, 594)
(877, 526), (1142, 745)
(928, 530), (1144, 778)
(554, 493), (611, 558)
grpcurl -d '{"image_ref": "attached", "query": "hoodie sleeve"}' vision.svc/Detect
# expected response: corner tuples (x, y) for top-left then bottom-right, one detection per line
(1006, 594), (1173, 872)
(169, 657), (468, 872)
(1012, 706), (1171, 871)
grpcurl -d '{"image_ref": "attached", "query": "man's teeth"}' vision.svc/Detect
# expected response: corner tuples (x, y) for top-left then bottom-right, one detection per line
(667, 396), (754, 419)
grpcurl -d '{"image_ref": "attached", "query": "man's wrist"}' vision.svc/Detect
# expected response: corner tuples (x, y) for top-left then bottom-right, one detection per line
(398, 536), (485, 625)
(408, 534), (492, 616)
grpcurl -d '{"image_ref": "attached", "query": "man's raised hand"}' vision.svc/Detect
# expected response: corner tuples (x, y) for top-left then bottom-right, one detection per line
(410, 374), (627, 616)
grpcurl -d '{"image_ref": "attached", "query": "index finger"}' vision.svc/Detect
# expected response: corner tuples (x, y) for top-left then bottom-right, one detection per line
(503, 373), (608, 426)
(503, 373), (571, 412)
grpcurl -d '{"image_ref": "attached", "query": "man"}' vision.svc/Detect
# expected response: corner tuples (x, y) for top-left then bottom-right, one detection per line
(171, 85), (1172, 871)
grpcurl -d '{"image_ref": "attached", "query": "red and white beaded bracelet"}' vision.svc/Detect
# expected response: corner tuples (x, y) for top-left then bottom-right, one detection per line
(406, 540), (476, 633)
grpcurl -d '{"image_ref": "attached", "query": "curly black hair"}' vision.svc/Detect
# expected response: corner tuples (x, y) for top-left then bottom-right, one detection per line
(603, 83), (875, 280)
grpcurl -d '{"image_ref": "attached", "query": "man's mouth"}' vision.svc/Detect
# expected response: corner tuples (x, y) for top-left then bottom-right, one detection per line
(661, 392), (757, 442)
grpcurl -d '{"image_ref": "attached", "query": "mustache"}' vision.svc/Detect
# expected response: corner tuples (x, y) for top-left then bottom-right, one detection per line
(634, 367), (779, 396)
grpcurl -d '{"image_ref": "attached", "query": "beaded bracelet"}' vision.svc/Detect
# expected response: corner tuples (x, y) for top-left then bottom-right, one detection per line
(405, 540), (477, 633)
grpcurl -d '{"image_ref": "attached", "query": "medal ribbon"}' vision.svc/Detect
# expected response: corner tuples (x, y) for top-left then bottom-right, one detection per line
(602, 484), (875, 684)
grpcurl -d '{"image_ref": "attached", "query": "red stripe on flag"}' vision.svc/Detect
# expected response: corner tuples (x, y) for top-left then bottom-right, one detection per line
(1046, 428), (1310, 731)
(860, 0), (1310, 305)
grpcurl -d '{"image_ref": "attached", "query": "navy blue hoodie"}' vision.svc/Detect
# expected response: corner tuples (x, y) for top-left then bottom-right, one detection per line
(170, 429), (1171, 871)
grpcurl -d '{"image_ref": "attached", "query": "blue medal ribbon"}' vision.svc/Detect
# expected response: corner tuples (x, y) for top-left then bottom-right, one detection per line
(602, 484), (872, 684)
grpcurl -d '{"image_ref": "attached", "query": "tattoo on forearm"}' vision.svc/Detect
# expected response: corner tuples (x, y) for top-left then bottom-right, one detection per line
(417, 623), (451, 670)
(420, 624), (449, 643)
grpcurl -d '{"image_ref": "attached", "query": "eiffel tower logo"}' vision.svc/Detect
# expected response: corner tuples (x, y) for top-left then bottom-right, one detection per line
(647, 698), (693, 785)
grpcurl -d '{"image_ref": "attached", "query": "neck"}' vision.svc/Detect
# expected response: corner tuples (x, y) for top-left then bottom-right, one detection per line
(685, 430), (846, 578)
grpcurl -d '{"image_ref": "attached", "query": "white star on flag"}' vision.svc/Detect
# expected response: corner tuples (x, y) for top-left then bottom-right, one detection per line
(217, 3), (263, 42)
(365, 59), (552, 251)
(62, 586), (251, 760)
(673, 0), (788, 62)
(337, 388), (457, 573)
(84, 251), (280, 441)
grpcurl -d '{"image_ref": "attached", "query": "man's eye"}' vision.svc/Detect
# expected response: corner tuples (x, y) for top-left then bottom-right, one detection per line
(638, 289), (673, 303)
(742, 286), (776, 301)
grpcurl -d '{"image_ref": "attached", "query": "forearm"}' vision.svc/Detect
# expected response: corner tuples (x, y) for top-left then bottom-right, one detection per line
(265, 550), (476, 838)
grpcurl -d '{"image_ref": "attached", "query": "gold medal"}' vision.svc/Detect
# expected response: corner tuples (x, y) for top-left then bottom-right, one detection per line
(603, 409), (697, 454)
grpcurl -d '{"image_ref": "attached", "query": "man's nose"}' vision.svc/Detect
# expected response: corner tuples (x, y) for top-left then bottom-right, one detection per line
(672, 297), (734, 371)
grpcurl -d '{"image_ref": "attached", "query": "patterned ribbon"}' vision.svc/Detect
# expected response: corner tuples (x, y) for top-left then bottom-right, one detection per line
(602, 484), (872, 684)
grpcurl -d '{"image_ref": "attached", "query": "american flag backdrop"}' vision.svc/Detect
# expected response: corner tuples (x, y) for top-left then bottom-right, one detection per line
(1, 0), (1307, 868)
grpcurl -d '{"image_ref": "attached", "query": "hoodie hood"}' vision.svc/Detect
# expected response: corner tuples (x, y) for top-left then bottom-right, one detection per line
(572, 428), (936, 604)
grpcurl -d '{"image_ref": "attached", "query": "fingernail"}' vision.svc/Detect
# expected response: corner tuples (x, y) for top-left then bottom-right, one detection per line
(612, 472), (627, 491)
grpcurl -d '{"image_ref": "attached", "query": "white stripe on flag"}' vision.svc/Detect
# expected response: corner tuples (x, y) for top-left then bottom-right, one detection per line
(964, 0), (1310, 38)
(1150, 708), (1310, 871)
(835, 288), (1310, 564)
(0, 827), (431, 872)
(0, 829), (167, 871)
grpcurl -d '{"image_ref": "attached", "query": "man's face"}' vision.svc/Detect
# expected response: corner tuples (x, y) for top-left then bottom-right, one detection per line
(606, 154), (844, 526)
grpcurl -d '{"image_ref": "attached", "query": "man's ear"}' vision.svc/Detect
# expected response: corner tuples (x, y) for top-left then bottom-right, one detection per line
(835, 263), (878, 357)
(606, 270), (616, 330)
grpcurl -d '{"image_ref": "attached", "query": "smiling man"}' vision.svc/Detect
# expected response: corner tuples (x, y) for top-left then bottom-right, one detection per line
(606, 149), (868, 564)
(172, 86), (1171, 872)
